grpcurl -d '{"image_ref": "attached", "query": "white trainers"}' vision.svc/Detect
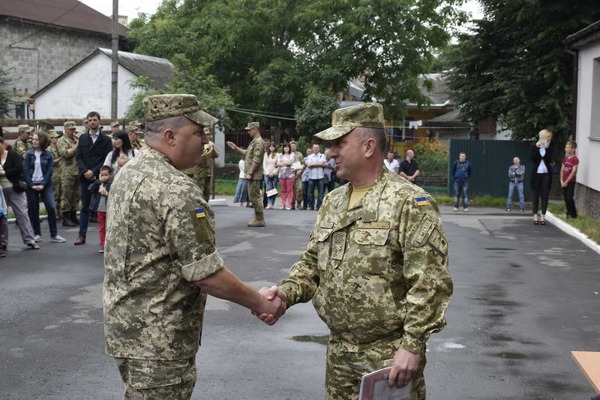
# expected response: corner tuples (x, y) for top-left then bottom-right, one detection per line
(34, 235), (42, 242)
(51, 235), (66, 243)
(463, 208), (470, 212)
(452, 207), (458, 212)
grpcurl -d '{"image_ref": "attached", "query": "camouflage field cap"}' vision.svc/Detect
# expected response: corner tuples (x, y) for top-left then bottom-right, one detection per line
(125, 125), (139, 133)
(314, 102), (384, 141)
(245, 121), (259, 130)
(18, 124), (33, 132)
(143, 94), (218, 126)
(110, 121), (120, 127)
(64, 121), (76, 129)
(48, 130), (59, 138)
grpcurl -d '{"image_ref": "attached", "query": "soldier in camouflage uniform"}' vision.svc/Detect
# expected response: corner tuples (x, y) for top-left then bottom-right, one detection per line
(182, 128), (219, 201)
(48, 131), (62, 220)
(260, 103), (452, 400)
(103, 94), (285, 400)
(57, 121), (80, 226)
(128, 123), (145, 150)
(14, 125), (33, 158)
(226, 122), (265, 227)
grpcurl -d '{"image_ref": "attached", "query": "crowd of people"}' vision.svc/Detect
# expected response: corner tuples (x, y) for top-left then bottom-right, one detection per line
(0, 115), (147, 257)
(227, 138), (427, 217)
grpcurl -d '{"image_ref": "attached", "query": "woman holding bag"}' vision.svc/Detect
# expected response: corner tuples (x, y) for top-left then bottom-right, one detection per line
(0, 136), (38, 251)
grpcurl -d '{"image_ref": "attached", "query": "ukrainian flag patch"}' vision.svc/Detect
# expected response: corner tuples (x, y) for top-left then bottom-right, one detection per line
(416, 196), (428, 206)
(195, 208), (206, 219)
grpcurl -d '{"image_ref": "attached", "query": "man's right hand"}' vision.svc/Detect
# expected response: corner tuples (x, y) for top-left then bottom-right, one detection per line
(83, 170), (94, 180)
(255, 286), (287, 325)
(255, 287), (287, 325)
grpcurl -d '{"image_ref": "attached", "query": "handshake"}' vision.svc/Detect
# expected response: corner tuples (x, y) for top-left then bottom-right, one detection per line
(253, 286), (287, 326)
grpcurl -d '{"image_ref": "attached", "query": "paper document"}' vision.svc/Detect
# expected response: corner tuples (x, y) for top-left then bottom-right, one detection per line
(358, 367), (412, 400)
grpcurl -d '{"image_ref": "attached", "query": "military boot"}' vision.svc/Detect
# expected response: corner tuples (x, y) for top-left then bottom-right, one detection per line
(247, 212), (265, 227)
(62, 211), (77, 227)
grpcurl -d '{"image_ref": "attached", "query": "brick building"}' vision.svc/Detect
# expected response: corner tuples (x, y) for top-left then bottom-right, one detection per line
(0, 0), (128, 118)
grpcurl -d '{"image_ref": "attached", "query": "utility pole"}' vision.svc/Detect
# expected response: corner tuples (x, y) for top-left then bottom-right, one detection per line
(111, 0), (119, 119)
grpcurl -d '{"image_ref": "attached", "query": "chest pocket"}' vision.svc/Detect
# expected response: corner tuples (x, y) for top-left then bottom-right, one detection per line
(315, 228), (334, 266)
(352, 221), (390, 246)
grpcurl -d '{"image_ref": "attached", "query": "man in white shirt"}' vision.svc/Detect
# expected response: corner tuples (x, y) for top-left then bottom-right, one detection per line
(384, 151), (400, 173)
(304, 143), (327, 210)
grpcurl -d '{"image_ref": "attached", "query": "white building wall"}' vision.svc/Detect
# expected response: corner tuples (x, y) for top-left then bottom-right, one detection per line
(0, 20), (112, 117)
(575, 43), (600, 193)
(34, 54), (138, 119)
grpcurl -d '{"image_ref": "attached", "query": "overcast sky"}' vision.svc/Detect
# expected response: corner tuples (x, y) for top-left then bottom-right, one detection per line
(80, 0), (163, 21)
(81, 0), (482, 21)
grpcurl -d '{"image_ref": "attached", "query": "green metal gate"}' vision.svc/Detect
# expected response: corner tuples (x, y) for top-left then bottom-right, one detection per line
(448, 140), (534, 200)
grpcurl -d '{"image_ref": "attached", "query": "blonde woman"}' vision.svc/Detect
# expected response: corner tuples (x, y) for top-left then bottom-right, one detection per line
(529, 129), (554, 225)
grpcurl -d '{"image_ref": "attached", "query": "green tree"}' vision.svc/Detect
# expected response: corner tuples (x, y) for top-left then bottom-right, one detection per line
(0, 68), (12, 118)
(295, 85), (339, 136)
(127, 0), (465, 130)
(445, 0), (600, 141)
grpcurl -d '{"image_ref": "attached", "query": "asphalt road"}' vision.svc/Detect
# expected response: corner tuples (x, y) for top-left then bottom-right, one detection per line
(0, 200), (599, 399)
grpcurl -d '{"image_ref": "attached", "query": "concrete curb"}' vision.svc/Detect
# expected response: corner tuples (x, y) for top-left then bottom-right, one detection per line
(546, 211), (600, 255)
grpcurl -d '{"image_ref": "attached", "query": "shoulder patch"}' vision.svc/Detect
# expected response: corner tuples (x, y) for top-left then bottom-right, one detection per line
(413, 216), (435, 247)
(415, 196), (428, 206)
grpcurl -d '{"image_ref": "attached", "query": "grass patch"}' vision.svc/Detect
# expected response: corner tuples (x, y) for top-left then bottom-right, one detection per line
(431, 193), (513, 208)
(547, 203), (600, 245)
(215, 179), (238, 196)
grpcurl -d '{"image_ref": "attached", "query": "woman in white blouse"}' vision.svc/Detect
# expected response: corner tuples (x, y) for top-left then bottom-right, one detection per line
(104, 130), (138, 176)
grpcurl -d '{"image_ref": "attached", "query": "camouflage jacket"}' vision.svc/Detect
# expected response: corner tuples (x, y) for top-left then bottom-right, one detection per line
(14, 138), (31, 158)
(131, 138), (145, 150)
(279, 169), (452, 354)
(244, 136), (264, 180)
(182, 148), (216, 178)
(104, 148), (225, 360)
(49, 144), (61, 171)
(57, 136), (78, 176)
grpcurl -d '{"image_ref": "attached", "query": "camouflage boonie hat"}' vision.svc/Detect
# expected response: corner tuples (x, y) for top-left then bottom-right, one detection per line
(18, 124), (33, 133)
(143, 94), (218, 126)
(245, 121), (259, 130)
(314, 102), (384, 141)
(64, 121), (76, 129)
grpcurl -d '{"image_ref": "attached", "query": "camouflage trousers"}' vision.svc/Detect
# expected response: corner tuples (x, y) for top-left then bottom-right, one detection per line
(248, 179), (263, 214)
(52, 172), (62, 214)
(293, 176), (303, 208)
(115, 357), (196, 400)
(60, 174), (80, 212)
(325, 335), (425, 400)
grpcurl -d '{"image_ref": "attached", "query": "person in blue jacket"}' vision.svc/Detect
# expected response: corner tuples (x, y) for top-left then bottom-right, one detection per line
(23, 131), (66, 243)
(452, 152), (472, 212)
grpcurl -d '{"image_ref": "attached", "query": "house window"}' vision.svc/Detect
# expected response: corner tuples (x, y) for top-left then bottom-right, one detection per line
(15, 102), (26, 119)
(592, 58), (600, 139)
